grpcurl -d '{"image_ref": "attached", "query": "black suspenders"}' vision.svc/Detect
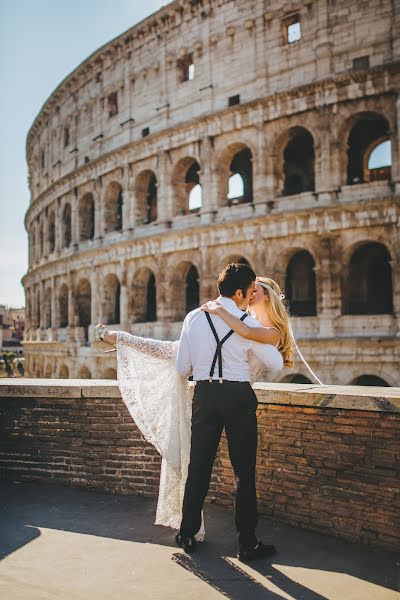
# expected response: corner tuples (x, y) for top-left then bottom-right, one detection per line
(205, 312), (248, 383)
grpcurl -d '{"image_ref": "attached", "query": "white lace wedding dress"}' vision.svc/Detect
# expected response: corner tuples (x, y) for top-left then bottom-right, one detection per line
(116, 331), (266, 540)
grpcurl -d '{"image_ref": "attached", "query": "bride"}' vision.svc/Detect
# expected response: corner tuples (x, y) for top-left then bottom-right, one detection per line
(94, 276), (319, 540)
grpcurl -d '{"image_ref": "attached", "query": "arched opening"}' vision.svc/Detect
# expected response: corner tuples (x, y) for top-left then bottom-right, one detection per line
(76, 278), (91, 341)
(186, 265), (200, 313)
(48, 211), (55, 253)
(134, 171), (157, 225)
(102, 368), (117, 380)
(172, 158), (202, 215)
(45, 363), (52, 378)
(58, 284), (69, 327)
(104, 182), (123, 233)
(281, 374), (312, 384)
(130, 268), (157, 323)
(103, 274), (120, 324)
(346, 113), (391, 184)
(59, 365), (69, 379)
(285, 251), (316, 316)
(344, 242), (393, 314)
(351, 375), (390, 387)
(79, 193), (95, 241)
(283, 128), (315, 195)
(227, 147), (253, 204)
(62, 204), (72, 248)
(78, 366), (91, 379)
(367, 139), (392, 182)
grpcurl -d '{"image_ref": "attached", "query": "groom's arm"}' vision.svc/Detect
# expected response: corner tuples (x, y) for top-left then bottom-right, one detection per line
(176, 316), (193, 377)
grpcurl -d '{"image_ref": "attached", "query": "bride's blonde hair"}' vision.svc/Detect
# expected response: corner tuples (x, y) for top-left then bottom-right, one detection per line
(256, 277), (294, 368)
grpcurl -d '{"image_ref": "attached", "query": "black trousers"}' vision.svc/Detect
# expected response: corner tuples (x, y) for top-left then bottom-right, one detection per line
(179, 380), (258, 548)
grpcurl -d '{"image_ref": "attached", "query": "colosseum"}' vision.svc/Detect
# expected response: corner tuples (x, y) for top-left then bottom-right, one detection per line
(23, 0), (400, 385)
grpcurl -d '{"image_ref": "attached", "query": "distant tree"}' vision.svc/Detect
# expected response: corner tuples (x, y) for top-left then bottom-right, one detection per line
(16, 360), (24, 376)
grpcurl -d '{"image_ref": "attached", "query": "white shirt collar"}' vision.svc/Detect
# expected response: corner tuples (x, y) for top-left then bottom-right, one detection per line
(217, 295), (243, 313)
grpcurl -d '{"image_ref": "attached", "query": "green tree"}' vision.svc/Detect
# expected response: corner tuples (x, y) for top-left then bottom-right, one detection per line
(1, 352), (16, 378)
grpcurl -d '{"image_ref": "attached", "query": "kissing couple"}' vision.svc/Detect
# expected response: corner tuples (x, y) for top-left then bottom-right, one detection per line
(95, 262), (319, 562)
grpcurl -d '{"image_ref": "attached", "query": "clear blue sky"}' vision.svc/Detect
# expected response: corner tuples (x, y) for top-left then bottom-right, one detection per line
(0, 0), (167, 308)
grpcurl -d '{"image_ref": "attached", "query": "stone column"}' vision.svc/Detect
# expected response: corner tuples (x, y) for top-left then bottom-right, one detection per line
(316, 236), (342, 338)
(315, 107), (338, 201)
(199, 136), (219, 222)
(252, 122), (274, 213)
(120, 265), (129, 330)
(50, 276), (57, 336)
(67, 273), (76, 342)
(54, 199), (62, 255)
(156, 150), (173, 224)
(392, 95), (400, 193)
(71, 191), (79, 248)
(122, 168), (134, 232)
(94, 177), (104, 239)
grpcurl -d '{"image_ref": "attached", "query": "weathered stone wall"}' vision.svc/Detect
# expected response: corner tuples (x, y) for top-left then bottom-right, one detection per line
(1, 380), (399, 550)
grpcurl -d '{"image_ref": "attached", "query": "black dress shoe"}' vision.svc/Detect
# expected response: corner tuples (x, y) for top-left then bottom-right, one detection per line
(175, 533), (196, 553)
(237, 541), (277, 563)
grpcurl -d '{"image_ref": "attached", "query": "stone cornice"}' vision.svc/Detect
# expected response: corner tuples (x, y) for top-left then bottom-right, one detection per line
(22, 195), (399, 286)
(1, 379), (399, 412)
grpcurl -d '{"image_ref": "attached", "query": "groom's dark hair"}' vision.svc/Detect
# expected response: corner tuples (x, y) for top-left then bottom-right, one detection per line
(218, 263), (256, 297)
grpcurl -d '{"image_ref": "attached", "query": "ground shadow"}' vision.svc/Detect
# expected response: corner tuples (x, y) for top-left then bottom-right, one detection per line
(0, 481), (398, 598)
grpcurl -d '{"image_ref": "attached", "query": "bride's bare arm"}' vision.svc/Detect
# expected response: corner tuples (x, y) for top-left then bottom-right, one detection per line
(201, 302), (280, 345)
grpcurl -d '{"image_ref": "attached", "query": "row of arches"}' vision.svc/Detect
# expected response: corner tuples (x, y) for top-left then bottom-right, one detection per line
(30, 111), (393, 260)
(30, 358), (391, 387)
(28, 239), (394, 338)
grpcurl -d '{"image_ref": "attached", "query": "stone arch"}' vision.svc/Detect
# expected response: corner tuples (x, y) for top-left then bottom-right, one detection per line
(351, 374), (390, 387)
(285, 250), (317, 316)
(58, 283), (69, 328)
(62, 203), (72, 248)
(59, 364), (69, 379)
(38, 220), (44, 258)
(35, 287), (41, 329)
(172, 157), (202, 215)
(102, 368), (117, 379)
(130, 267), (157, 323)
(104, 182), (123, 233)
(275, 126), (315, 196)
(44, 363), (52, 378)
(78, 365), (92, 379)
(103, 274), (121, 324)
(343, 242), (393, 315)
(134, 170), (157, 225)
(75, 278), (91, 341)
(171, 261), (200, 320)
(79, 193), (95, 241)
(343, 112), (391, 185)
(48, 210), (55, 253)
(217, 142), (253, 206)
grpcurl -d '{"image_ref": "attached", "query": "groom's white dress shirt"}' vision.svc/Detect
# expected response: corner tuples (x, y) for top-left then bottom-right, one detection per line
(176, 296), (283, 381)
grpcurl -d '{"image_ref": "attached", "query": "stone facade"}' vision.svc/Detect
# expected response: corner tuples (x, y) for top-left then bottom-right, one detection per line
(23, 0), (400, 384)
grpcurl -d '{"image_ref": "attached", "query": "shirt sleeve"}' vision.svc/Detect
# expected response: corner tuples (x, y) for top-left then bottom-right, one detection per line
(248, 340), (283, 373)
(175, 316), (192, 377)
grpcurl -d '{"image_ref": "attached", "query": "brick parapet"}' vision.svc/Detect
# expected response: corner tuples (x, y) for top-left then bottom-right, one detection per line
(1, 380), (399, 549)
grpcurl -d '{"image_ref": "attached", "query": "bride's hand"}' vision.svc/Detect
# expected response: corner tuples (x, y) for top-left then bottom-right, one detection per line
(200, 300), (222, 314)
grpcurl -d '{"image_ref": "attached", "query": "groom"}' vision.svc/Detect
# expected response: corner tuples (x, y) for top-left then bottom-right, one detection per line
(175, 263), (283, 562)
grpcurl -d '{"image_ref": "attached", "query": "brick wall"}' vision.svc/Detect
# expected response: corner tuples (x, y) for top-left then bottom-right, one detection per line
(0, 380), (399, 550)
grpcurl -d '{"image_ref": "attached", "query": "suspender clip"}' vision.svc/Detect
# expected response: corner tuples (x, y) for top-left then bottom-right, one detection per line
(219, 378), (223, 384)
(209, 378), (213, 383)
